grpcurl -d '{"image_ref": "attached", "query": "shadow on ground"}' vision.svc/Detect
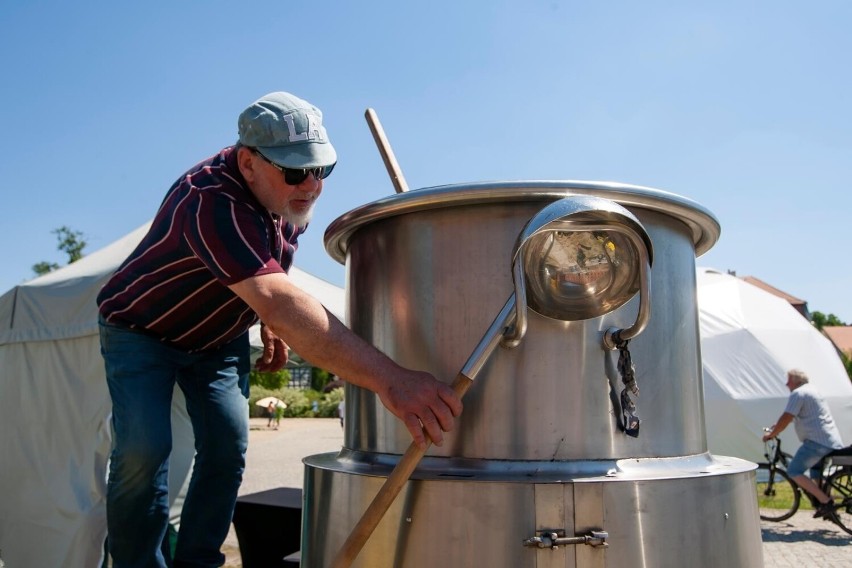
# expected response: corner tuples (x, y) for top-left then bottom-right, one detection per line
(761, 523), (851, 546)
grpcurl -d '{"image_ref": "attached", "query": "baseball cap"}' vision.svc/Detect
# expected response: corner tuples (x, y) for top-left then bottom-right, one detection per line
(238, 92), (337, 169)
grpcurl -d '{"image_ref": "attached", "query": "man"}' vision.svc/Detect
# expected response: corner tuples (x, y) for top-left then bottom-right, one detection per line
(97, 91), (462, 567)
(762, 368), (844, 520)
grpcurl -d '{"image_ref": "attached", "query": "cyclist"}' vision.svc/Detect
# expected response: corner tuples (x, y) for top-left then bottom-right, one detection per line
(762, 369), (845, 520)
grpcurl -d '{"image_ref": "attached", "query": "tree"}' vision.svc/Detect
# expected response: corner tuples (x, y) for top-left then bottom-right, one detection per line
(32, 226), (88, 276)
(842, 353), (852, 381)
(250, 368), (290, 390)
(55, 226), (87, 263)
(32, 261), (60, 275)
(810, 311), (852, 382)
(311, 367), (332, 392)
(810, 311), (846, 331)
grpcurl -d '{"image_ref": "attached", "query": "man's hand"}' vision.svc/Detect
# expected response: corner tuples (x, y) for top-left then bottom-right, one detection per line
(376, 369), (463, 449)
(255, 324), (289, 372)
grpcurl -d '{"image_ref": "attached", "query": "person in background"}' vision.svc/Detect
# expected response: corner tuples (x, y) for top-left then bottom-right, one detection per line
(97, 91), (462, 567)
(763, 368), (844, 520)
(266, 401), (276, 428)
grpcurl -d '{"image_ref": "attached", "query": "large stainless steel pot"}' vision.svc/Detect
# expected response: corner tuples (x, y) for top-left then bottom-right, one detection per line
(302, 181), (763, 567)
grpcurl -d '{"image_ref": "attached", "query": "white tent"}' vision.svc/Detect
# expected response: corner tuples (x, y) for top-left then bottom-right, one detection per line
(698, 267), (852, 463)
(0, 222), (345, 567)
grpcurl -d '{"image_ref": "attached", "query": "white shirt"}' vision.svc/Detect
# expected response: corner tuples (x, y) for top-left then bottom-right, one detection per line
(785, 383), (844, 449)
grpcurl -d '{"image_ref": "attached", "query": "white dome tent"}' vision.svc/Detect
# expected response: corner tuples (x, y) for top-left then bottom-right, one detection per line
(697, 267), (852, 463)
(0, 222), (345, 567)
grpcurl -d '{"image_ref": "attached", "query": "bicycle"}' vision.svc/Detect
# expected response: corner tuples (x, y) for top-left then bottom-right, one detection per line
(755, 432), (852, 535)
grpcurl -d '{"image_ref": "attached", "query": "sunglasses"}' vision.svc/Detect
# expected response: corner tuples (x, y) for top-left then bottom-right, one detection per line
(253, 149), (335, 185)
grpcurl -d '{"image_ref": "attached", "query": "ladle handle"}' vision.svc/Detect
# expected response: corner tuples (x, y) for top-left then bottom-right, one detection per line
(365, 108), (409, 194)
(329, 373), (473, 568)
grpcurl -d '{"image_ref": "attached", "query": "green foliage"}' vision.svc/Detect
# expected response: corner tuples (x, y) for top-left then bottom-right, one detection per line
(280, 389), (312, 417)
(32, 261), (60, 276)
(249, 368), (290, 390)
(811, 311), (846, 331)
(54, 226), (86, 263)
(841, 352), (852, 383)
(32, 225), (88, 276)
(318, 387), (344, 417)
(310, 367), (332, 391)
(247, 385), (344, 418)
(756, 478), (802, 511)
(810, 311), (852, 382)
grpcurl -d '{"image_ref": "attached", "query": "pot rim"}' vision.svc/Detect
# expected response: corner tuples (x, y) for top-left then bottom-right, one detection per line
(323, 180), (720, 262)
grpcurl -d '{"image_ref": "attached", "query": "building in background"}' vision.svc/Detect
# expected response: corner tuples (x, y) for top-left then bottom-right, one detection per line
(740, 275), (810, 319)
(823, 326), (852, 359)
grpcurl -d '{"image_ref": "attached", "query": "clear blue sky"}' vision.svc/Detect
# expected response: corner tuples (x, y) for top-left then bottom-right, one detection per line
(2, 1), (850, 322)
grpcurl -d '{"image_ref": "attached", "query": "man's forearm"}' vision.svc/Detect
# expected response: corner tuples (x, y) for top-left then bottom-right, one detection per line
(766, 412), (794, 439)
(232, 273), (396, 395)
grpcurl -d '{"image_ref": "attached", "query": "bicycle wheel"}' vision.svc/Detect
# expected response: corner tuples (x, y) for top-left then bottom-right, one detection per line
(755, 464), (800, 521)
(824, 469), (852, 535)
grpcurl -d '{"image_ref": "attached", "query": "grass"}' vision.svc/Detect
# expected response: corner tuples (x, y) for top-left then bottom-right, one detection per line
(756, 480), (815, 512)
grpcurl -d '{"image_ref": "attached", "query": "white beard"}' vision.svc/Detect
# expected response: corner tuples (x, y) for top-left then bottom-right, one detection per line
(282, 202), (316, 228)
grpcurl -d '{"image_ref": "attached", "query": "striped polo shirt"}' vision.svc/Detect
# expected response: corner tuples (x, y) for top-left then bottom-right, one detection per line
(97, 146), (303, 352)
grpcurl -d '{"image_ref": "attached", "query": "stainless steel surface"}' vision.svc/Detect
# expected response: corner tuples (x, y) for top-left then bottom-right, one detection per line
(329, 296), (516, 567)
(517, 223), (647, 322)
(324, 181), (720, 262)
(506, 196), (654, 349)
(601, 251), (650, 349)
(511, 196), (652, 322)
(332, 192), (711, 459)
(460, 295), (517, 379)
(305, 181), (762, 567)
(302, 453), (763, 568)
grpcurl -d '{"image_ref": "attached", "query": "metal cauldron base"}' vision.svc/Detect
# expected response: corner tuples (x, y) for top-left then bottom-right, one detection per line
(300, 452), (763, 568)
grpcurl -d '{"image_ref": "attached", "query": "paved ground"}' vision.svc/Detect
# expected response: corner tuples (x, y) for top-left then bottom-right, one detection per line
(222, 418), (345, 566)
(760, 513), (851, 567)
(224, 418), (851, 567)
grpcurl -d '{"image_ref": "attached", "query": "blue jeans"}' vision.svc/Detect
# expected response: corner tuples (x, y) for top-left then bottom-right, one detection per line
(99, 318), (250, 568)
(787, 439), (834, 478)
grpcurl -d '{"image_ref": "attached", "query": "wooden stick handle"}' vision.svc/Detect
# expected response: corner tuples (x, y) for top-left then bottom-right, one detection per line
(364, 108), (409, 194)
(329, 373), (473, 568)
